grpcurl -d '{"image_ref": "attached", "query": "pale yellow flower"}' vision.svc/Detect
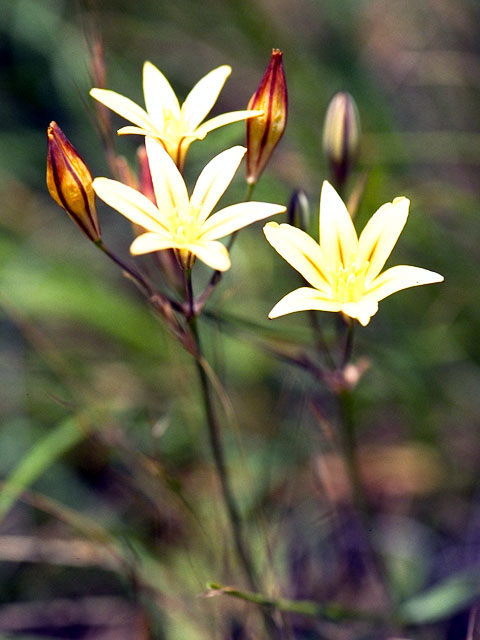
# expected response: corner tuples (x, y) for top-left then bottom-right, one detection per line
(93, 139), (285, 271)
(264, 181), (443, 326)
(90, 62), (262, 170)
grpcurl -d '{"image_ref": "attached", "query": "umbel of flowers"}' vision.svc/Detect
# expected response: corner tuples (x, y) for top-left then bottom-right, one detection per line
(47, 52), (442, 327)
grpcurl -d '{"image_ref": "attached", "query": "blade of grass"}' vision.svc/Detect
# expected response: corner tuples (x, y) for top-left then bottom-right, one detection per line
(205, 582), (390, 623)
(398, 570), (480, 624)
(0, 412), (97, 524)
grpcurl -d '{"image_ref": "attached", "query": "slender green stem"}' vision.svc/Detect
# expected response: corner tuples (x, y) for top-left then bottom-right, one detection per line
(207, 582), (393, 624)
(187, 272), (281, 637)
(308, 310), (336, 369)
(184, 268), (194, 318)
(336, 320), (391, 604)
(338, 388), (366, 514)
(337, 319), (365, 512)
(188, 316), (258, 591)
(341, 317), (355, 369)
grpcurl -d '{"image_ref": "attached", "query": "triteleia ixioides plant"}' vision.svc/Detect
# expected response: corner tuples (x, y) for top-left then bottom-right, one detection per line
(264, 180), (444, 326)
(93, 138), (286, 271)
(90, 61), (262, 171)
(42, 40), (450, 637)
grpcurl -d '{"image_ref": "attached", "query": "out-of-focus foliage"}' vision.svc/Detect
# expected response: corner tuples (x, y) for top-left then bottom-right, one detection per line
(1, 0), (480, 638)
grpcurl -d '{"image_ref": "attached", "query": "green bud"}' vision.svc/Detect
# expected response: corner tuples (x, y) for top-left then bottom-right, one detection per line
(322, 92), (360, 188)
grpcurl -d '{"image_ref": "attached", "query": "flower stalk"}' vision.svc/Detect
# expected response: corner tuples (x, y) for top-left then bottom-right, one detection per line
(188, 315), (259, 592)
(94, 240), (152, 298)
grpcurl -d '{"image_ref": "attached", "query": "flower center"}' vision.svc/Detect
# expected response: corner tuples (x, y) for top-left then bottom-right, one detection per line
(169, 206), (200, 246)
(331, 260), (369, 303)
(169, 206), (201, 271)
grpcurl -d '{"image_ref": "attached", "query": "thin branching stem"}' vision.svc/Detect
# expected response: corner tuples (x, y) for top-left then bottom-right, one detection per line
(96, 241), (184, 316)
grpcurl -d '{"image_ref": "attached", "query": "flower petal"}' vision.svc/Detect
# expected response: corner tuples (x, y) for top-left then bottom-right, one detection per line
(341, 300), (379, 326)
(90, 88), (154, 131)
(188, 240), (231, 271)
(143, 61), (181, 131)
(117, 125), (162, 138)
(319, 180), (358, 269)
(130, 231), (175, 255)
(365, 265), (444, 303)
(268, 287), (341, 319)
(263, 222), (331, 293)
(201, 202), (285, 241)
(145, 137), (189, 214)
(358, 197), (409, 283)
(181, 65), (231, 131)
(190, 146), (246, 224)
(194, 110), (264, 139)
(93, 177), (167, 233)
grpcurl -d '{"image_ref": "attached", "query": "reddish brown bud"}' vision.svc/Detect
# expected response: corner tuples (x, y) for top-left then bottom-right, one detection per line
(137, 145), (155, 205)
(246, 49), (287, 185)
(46, 122), (101, 242)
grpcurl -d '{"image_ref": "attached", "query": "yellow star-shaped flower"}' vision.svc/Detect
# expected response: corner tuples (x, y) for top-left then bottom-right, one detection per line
(264, 181), (443, 326)
(90, 61), (262, 170)
(93, 139), (285, 271)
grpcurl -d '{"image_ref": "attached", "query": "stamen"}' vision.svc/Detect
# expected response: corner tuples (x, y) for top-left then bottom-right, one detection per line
(331, 260), (369, 303)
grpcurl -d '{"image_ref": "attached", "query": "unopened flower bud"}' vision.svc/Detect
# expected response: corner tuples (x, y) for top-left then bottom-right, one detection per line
(137, 145), (155, 204)
(246, 49), (287, 185)
(322, 92), (360, 188)
(46, 121), (101, 242)
(287, 189), (310, 231)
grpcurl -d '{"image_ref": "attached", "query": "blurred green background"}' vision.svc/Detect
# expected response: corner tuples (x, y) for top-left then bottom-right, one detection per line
(1, 0), (480, 638)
